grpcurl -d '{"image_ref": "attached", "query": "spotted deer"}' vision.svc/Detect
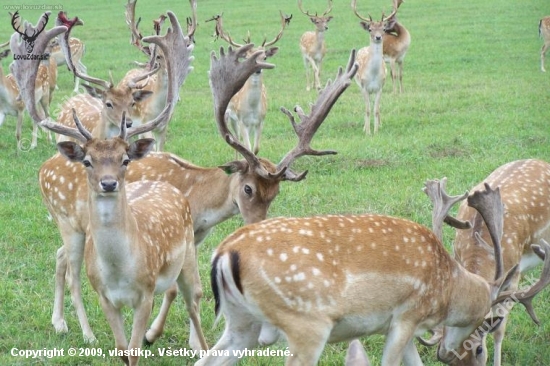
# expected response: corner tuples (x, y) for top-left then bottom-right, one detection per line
(119, 0), (197, 151)
(382, 0), (410, 93)
(298, 0), (333, 92)
(208, 11), (291, 155)
(11, 11), (193, 344)
(49, 37), (87, 92)
(48, 112), (207, 365)
(195, 177), (550, 365)
(1, 45), (51, 149)
(419, 159), (550, 365)
(352, 0), (396, 135)
(540, 16), (550, 72)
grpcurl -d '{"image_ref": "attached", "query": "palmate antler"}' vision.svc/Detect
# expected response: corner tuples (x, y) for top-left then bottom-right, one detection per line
(210, 45), (358, 182)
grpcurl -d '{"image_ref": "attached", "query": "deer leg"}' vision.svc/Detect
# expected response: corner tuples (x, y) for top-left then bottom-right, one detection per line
(381, 322), (417, 366)
(52, 246), (69, 334)
(397, 60), (404, 93)
(258, 322), (281, 346)
(303, 56), (314, 91)
(492, 314), (509, 366)
(388, 60), (397, 93)
(128, 296), (154, 366)
(402, 338), (423, 366)
(252, 119), (263, 156)
(98, 295), (129, 364)
(144, 284), (178, 345)
(283, 321), (331, 366)
(373, 89), (383, 133)
(361, 89), (371, 135)
(16, 111), (23, 149)
(541, 43), (548, 72)
(155, 125), (168, 152)
(314, 60), (323, 91)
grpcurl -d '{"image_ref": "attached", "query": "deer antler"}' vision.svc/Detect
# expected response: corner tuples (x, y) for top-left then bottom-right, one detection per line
(10, 11), (67, 122)
(186, 0), (197, 43)
(206, 13), (243, 48)
(492, 239), (550, 325)
(262, 11), (292, 47)
(298, 0), (333, 17)
(422, 178), (470, 242)
(351, 0), (397, 23)
(125, 0), (147, 55)
(276, 50), (358, 181)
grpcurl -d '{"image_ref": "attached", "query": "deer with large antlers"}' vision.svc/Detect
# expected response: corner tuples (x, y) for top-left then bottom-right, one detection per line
(351, 0), (395, 135)
(195, 173), (550, 365)
(208, 11), (290, 155)
(298, 0), (333, 92)
(383, 0), (410, 93)
(419, 159), (550, 365)
(540, 16), (550, 72)
(12, 11), (194, 344)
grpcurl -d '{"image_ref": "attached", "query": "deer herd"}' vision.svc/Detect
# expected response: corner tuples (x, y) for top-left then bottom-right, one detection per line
(2, 0), (549, 365)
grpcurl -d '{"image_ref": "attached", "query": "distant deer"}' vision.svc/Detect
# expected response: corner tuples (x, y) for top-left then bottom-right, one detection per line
(196, 176), (550, 365)
(352, 0), (396, 134)
(208, 10), (290, 155)
(419, 159), (550, 365)
(539, 16), (550, 72)
(49, 37), (87, 92)
(298, 0), (333, 91)
(382, 0), (410, 93)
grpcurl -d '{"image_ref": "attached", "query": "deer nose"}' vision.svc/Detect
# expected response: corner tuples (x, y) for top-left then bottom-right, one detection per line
(375, 35), (382, 41)
(100, 177), (118, 192)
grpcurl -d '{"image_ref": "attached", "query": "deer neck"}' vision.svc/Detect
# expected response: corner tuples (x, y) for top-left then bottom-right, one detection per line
(94, 115), (121, 140)
(314, 30), (326, 54)
(241, 74), (264, 107)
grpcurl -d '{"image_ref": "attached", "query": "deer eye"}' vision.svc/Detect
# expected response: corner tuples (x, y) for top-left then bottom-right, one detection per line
(476, 345), (483, 356)
(82, 160), (92, 168)
(131, 102), (136, 107)
(122, 159), (131, 167)
(244, 185), (253, 196)
(105, 102), (113, 108)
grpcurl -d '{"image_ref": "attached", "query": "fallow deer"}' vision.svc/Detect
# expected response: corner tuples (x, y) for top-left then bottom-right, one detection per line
(352, 0), (396, 135)
(12, 11), (193, 344)
(1, 45), (51, 149)
(49, 112), (208, 365)
(298, 0), (333, 92)
(419, 159), (550, 365)
(382, 0), (410, 93)
(195, 178), (550, 365)
(49, 37), (87, 92)
(539, 16), (550, 72)
(208, 11), (291, 155)
(119, 0), (197, 151)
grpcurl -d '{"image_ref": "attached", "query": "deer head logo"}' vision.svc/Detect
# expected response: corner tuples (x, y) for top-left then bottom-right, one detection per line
(11, 11), (49, 54)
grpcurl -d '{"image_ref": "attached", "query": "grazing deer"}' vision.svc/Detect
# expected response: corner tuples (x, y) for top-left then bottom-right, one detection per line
(382, 0), (410, 93)
(119, 0), (197, 151)
(419, 159), (550, 365)
(0, 47), (51, 149)
(352, 0), (396, 135)
(208, 11), (290, 155)
(298, 0), (333, 92)
(11, 11), (193, 344)
(195, 177), (550, 366)
(540, 16), (550, 72)
(345, 340), (371, 366)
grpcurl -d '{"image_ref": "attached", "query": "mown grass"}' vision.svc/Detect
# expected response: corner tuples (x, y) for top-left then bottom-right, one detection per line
(0, 0), (549, 365)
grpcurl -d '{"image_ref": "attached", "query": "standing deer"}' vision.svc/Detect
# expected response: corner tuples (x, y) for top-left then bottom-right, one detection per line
(12, 11), (193, 344)
(208, 11), (290, 155)
(298, 0), (333, 92)
(539, 16), (550, 72)
(195, 177), (550, 366)
(352, 0), (395, 135)
(383, 0), (410, 93)
(419, 159), (550, 365)
(49, 37), (87, 92)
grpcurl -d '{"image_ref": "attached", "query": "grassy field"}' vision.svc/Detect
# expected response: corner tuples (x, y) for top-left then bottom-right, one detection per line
(1, 0), (549, 364)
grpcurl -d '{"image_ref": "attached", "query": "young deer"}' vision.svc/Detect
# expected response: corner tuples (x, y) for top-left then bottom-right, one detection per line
(196, 178), (550, 365)
(12, 11), (193, 344)
(352, 0), (395, 135)
(50, 112), (207, 365)
(298, 0), (333, 92)
(420, 159), (550, 365)
(49, 37), (87, 92)
(383, 0), (410, 93)
(539, 16), (550, 72)
(208, 11), (290, 155)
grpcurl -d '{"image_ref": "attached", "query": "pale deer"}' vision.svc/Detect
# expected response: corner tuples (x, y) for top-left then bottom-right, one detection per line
(49, 37), (87, 92)
(352, 0), (395, 135)
(419, 159), (550, 365)
(11, 11), (193, 344)
(0, 48), (51, 149)
(539, 16), (550, 72)
(382, 0), (410, 93)
(195, 178), (550, 366)
(208, 11), (291, 155)
(119, 0), (197, 151)
(298, 0), (333, 91)
(48, 111), (207, 365)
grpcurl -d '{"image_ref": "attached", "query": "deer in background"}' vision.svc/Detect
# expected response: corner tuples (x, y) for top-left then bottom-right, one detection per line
(195, 174), (550, 365)
(383, 0), (410, 93)
(539, 16), (550, 72)
(419, 159), (550, 365)
(208, 10), (291, 155)
(352, 0), (395, 135)
(12, 11), (193, 344)
(0, 46), (52, 149)
(298, 0), (333, 92)
(49, 37), (87, 92)
(120, 0), (197, 151)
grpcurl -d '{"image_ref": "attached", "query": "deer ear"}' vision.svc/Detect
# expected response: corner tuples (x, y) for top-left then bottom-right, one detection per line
(132, 90), (153, 102)
(57, 141), (85, 162)
(128, 138), (155, 160)
(481, 316), (504, 335)
(265, 47), (279, 58)
(82, 84), (104, 99)
(219, 161), (249, 175)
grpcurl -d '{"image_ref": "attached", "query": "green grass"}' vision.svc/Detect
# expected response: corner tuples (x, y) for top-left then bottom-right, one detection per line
(1, 0), (549, 364)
